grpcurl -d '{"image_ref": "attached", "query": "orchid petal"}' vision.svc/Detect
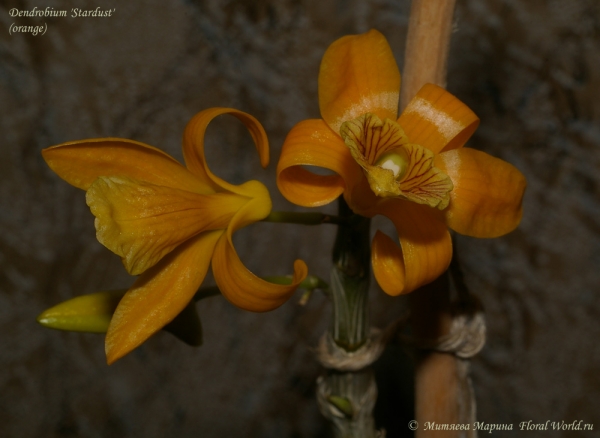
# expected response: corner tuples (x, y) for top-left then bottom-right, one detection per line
(212, 195), (308, 312)
(277, 119), (363, 207)
(86, 176), (248, 275)
(319, 29), (401, 134)
(183, 108), (269, 197)
(105, 230), (223, 364)
(435, 148), (526, 237)
(42, 138), (211, 194)
(398, 84), (479, 154)
(371, 200), (452, 296)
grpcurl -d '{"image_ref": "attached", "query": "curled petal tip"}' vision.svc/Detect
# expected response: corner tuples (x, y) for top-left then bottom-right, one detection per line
(276, 119), (361, 207)
(371, 202), (452, 296)
(183, 108), (270, 194)
(399, 84), (479, 154)
(213, 226), (308, 312)
(372, 230), (407, 296)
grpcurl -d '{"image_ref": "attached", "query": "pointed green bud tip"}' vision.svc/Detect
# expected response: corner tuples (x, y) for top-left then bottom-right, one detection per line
(327, 395), (354, 418)
(37, 290), (126, 333)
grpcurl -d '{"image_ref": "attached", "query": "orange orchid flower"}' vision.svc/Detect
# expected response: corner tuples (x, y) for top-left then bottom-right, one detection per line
(42, 108), (307, 364)
(277, 30), (526, 296)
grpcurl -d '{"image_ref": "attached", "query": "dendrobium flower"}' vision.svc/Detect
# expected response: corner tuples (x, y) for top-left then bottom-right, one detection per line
(43, 108), (307, 364)
(277, 30), (526, 296)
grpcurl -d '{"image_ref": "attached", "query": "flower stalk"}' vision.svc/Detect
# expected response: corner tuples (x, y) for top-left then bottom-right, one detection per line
(262, 211), (347, 225)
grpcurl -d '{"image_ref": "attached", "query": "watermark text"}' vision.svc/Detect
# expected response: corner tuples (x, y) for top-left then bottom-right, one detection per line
(7, 7), (116, 36)
(407, 420), (594, 433)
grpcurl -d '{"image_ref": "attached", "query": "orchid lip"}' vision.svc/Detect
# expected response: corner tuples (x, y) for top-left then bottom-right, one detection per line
(340, 112), (453, 209)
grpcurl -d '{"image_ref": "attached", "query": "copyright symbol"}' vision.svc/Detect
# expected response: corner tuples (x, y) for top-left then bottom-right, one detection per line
(408, 420), (418, 430)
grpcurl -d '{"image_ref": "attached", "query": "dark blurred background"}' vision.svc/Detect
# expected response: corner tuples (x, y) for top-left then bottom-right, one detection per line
(1, 0), (599, 436)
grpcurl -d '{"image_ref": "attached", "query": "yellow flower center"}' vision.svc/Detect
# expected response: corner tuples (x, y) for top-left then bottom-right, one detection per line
(340, 113), (453, 209)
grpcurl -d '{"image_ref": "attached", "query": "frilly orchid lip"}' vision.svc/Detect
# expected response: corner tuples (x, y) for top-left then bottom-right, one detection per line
(277, 29), (526, 297)
(42, 108), (307, 364)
